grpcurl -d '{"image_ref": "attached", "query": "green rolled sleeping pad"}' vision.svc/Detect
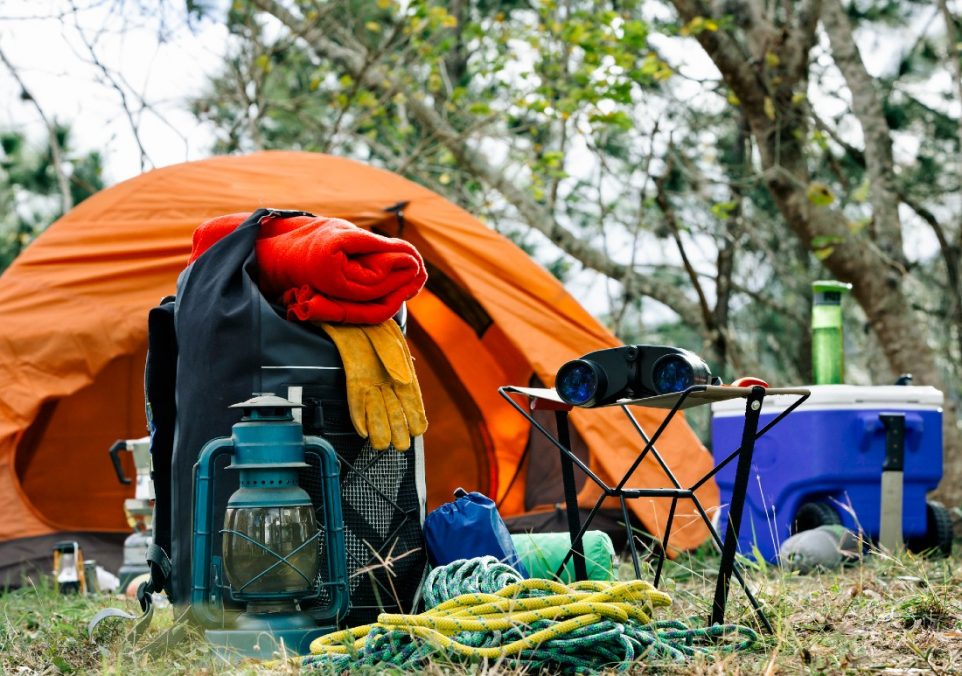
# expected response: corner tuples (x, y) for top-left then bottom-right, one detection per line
(510, 531), (616, 582)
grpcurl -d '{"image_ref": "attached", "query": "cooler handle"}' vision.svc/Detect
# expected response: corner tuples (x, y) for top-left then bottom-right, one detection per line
(859, 413), (923, 450)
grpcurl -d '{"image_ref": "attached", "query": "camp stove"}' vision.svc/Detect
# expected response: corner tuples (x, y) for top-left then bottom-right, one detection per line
(109, 437), (154, 589)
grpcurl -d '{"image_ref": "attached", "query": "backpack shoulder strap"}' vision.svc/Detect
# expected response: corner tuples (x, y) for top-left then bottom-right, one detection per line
(146, 296), (177, 564)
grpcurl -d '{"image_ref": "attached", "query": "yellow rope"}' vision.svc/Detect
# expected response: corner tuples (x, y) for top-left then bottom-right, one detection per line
(309, 579), (672, 660)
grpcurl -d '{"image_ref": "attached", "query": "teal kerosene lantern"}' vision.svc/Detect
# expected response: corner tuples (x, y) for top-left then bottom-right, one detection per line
(190, 394), (349, 658)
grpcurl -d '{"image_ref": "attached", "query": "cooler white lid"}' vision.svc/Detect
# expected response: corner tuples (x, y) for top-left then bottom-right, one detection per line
(711, 384), (943, 416)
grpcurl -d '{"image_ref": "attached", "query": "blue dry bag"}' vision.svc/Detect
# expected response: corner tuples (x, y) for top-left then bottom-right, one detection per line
(424, 488), (529, 577)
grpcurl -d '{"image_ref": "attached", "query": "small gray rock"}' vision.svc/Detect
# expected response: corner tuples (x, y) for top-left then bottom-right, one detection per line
(779, 525), (861, 573)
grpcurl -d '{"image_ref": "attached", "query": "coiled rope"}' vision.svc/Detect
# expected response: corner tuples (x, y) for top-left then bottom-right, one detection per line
(302, 557), (758, 672)
(422, 556), (524, 608)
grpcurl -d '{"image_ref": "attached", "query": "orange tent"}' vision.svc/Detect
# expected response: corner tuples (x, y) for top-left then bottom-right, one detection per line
(0, 151), (718, 579)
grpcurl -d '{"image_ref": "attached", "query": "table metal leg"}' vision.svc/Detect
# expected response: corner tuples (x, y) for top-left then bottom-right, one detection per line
(499, 384), (803, 633)
(690, 494), (773, 633)
(619, 495), (642, 579)
(556, 410), (588, 582)
(711, 386), (765, 626)
(653, 496), (678, 588)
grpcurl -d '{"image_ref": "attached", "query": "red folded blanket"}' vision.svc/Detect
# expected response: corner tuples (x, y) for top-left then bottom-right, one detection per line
(189, 211), (427, 324)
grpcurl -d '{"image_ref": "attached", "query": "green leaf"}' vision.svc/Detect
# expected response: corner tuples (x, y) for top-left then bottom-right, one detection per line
(806, 182), (835, 206)
(814, 246), (835, 261)
(467, 102), (492, 115)
(710, 201), (738, 219)
(621, 19), (649, 49)
(0, 132), (22, 156)
(563, 21), (587, 44)
(764, 97), (776, 120)
(52, 656), (74, 673)
(810, 234), (844, 248)
(541, 150), (565, 168)
(589, 110), (632, 131)
(356, 91), (378, 108)
(810, 129), (829, 150)
(851, 178), (870, 203)
(681, 16), (718, 36)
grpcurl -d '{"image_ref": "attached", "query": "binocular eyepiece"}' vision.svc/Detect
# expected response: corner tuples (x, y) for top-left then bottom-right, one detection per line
(555, 345), (713, 407)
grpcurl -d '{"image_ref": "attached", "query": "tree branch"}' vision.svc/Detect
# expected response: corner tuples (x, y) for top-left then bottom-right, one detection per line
(251, 0), (705, 327)
(69, 1), (151, 171)
(0, 45), (72, 213)
(822, 0), (904, 261)
(655, 165), (714, 332)
(782, 0), (823, 86)
(670, 0), (768, 112)
(938, 0), (962, 245)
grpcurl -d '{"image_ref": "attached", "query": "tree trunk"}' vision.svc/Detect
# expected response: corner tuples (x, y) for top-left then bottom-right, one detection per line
(670, 0), (962, 505)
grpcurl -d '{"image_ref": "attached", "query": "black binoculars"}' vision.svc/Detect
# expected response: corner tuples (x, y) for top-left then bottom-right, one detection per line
(555, 345), (713, 407)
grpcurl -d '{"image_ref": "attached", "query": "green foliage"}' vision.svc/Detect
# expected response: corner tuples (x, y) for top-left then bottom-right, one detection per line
(188, 0), (962, 394)
(193, 0), (668, 202)
(0, 128), (104, 272)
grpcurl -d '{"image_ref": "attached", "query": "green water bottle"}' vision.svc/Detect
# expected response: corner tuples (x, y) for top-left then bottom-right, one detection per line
(811, 280), (852, 384)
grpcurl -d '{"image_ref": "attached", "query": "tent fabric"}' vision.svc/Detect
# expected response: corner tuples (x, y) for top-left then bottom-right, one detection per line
(0, 151), (718, 561)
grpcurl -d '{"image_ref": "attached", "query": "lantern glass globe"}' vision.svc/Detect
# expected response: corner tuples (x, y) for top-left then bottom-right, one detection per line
(222, 505), (319, 595)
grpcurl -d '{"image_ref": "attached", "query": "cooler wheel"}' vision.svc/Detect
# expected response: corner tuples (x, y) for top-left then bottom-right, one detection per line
(906, 501), (953, 558)
(792, 500), (841, 534)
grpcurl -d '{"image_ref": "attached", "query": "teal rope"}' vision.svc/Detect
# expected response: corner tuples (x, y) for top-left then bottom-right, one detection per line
(304, 558), (759, 673)
(422, 556), (524, 608)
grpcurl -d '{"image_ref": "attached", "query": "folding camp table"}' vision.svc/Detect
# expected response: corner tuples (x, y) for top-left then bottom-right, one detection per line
(498, 384), (810, 631)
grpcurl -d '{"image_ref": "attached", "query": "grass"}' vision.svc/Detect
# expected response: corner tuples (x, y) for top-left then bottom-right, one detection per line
(3, 546), (962, 674)
(662, 545), (962, 673)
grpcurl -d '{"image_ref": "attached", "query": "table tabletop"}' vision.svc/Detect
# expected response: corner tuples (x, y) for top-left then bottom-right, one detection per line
(503, 384), (811, 411)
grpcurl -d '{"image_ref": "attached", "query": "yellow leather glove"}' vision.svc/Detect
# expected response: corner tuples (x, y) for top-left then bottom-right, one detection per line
(318, 320), (427, 451)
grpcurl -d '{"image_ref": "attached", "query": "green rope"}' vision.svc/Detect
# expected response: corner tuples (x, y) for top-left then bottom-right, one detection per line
(303, 558), (759, 673)
(422, 557), (524, 609)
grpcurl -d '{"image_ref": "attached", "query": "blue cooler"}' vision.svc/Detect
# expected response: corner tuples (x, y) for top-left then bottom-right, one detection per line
(711, 385), (943, 562)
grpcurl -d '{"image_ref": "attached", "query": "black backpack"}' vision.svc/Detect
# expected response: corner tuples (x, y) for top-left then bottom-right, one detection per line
(145, 208), (427, 625)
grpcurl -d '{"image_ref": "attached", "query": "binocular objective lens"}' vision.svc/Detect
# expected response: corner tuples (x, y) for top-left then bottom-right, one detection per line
(556, 361), (598, 406)
(652, 355), (695, 394)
